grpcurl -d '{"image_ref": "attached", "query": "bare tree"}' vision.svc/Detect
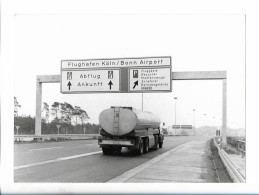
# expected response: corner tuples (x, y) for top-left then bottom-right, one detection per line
(14, 96), (21, 117)
(63, 102), (74, 125)
(79, 108), (90, 126)
(42, 102), (50, 123)
(73, 106), (81, 125)
(59, 103), (66, 123)
(51, 102), (60, 122)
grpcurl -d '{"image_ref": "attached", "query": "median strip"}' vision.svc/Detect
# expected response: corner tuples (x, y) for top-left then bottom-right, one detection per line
(107, 139), (200, 183)
(14, 151), (102, 170)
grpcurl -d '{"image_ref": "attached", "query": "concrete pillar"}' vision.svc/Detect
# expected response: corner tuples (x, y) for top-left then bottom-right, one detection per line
(35, 79), (42, 135)
(222, 79), (227, 147)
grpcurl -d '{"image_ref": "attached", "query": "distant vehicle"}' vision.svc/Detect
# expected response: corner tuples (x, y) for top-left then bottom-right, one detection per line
(98, 106), (164, 155)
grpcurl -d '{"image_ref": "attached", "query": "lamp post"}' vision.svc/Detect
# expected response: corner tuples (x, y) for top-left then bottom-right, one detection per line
(142, 93), (143, 111)
(193, 109), (196, 136)
(204, 113), (207, 135)
(212, 116), (215, 136)
(174, 97), (177, 136)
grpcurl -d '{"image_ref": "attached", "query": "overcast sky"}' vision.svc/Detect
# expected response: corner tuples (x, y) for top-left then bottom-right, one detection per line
(14, 14), (245, 128)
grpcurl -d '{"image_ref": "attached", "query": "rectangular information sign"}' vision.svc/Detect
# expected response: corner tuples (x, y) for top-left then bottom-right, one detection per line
(62, 56), (171, 69)
(129, 67), (172, 92)
(61, 69), (120, 93)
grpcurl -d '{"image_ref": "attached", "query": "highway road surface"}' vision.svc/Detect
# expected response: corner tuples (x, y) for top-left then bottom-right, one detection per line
(14, 136), (199, 182)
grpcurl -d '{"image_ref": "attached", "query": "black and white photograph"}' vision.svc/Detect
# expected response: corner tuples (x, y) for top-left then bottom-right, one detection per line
(1, 0), (259, 194)
(13, 14), (245, 182)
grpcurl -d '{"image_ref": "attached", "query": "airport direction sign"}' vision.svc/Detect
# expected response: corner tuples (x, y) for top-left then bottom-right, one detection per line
(129, 67), (172, 92)
(61, 69), (120, 93)
(61, 56), (171, 93)
(61, 56), (171, 69)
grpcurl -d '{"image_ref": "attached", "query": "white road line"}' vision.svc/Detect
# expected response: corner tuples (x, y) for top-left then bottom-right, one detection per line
(58, 151), (102, 160)
(15, 151), (102, 170)
(29, 146), (63, 151)
(14, 159), (61, 170)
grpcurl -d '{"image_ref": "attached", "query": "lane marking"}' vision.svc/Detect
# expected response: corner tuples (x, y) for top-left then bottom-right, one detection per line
(14, 159), (61, 170)
(58, 151), (102, 160)
(15, 151), (102, 170)
(29, 146), (63, 152)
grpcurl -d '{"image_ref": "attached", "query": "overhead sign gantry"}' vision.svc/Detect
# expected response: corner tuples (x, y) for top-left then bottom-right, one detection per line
(35, 56), (227, 148)
(61, 56), (172, 93)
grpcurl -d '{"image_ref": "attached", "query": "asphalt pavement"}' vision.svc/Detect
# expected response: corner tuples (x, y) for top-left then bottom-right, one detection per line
(108, 136), (218, 182)
(14, 136), (200, 182)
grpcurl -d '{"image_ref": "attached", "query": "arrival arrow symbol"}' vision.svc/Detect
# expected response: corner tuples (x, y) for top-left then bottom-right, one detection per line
(108, 80), (113, 90)
(133, 80), (138, 89)
(67, 81), (72, 90)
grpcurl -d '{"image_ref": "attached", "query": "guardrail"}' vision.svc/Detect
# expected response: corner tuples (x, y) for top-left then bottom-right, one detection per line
(14, 134), (99, 142)
(237, 140), (246, 157)
(213, 138), (245, 183)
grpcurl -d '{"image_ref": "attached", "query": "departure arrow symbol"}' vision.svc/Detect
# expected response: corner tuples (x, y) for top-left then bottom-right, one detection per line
(133, 80), (138, 89)
(67, 81), (72, 90)
(108, 80), (113, 90)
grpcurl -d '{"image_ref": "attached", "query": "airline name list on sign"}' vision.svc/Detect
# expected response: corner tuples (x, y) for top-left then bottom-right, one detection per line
(129, 68), (171, 92)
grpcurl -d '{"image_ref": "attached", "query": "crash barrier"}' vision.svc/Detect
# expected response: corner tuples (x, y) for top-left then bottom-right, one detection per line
(237, 140), (246, 157)
(14, 134), (99, 142)
(213, 138), (245, 183)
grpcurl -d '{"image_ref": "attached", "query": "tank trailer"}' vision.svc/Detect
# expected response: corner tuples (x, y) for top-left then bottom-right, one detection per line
(98, 106), (164, 155)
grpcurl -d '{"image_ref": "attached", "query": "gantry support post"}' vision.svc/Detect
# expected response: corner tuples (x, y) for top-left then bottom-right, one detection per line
(35, 78), (42, 135)
(172, 71), (227, 146)
(35, 75), (60, 135)
(222, 78), (227, 147)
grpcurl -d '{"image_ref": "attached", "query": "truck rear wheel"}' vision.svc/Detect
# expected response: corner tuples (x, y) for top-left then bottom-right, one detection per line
(143, 138), (149, 153)
(114, 147), (122, 153)
(102, 147), (113, 155)
(159, 140), (163, 148)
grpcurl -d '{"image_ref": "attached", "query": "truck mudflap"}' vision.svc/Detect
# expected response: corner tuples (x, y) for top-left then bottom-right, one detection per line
(159, 134), (164, 141)
(158, 134), (164, 148)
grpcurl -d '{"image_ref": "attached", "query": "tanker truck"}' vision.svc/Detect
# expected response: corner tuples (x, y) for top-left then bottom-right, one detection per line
(98, 106), (164, 155)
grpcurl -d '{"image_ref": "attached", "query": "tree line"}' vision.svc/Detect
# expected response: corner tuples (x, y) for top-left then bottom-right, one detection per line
(14, 97), (100, 135)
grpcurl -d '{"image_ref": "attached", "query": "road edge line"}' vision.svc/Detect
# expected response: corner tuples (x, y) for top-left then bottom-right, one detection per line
(14, 151), (102, 170)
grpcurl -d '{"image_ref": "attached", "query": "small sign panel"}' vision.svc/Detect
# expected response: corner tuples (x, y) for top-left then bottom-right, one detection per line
(129, 67), (171, 92)
(181, 125), (193, 129)
(216, 130), (221, 136)
(61, 69), (120, 93)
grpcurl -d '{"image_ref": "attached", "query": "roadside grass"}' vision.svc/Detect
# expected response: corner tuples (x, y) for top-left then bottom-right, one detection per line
(226, 136), (245, 155)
